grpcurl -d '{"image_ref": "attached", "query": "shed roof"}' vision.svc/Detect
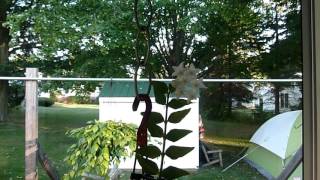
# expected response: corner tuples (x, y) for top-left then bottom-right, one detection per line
(100, 81), (158, 97)
(99, 80), (200, 98)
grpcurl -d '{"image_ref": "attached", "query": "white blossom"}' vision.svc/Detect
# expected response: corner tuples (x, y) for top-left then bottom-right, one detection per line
(171, 63), (206, 102)
(172, 62), (185, 77)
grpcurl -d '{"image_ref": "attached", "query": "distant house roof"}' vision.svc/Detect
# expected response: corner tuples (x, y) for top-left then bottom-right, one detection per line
(100, 81), (158, 97)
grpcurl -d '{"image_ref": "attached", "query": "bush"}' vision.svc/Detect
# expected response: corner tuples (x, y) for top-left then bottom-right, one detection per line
(38, 97), (55, 107)
(57, 96), (97, 104)
(64, 120), (136, 179)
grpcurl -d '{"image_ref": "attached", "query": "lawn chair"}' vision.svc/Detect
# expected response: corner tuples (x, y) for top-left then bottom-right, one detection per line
(200, 141), (223, 167)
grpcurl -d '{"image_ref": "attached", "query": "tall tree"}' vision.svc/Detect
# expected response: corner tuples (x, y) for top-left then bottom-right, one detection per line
(0, 0), (11, 122)
(150, 0), (204, 77)
(1, 0), (45, 117)
(195, 0), (265, 117)
(6, 0), (136, 95)
(259, 0), (301, 114)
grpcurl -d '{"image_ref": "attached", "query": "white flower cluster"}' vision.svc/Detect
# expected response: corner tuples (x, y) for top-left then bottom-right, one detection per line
(171, 62), (207, 101)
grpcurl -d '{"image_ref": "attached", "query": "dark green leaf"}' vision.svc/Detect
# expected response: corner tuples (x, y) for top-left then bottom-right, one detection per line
(165, 146), (194, 160)
(169, 84), (175, 93)
(137, 145), (161, 159)
(166, 129), (192, 142)
(168, 109), (191, 124)
(137, 156), (159, 175)
(161, 166), (189, 179)
(148, 123), (163, 138)
(141, 112), (164, 124)
(152, 81), (168, 105)
(168, 99), (190, 109)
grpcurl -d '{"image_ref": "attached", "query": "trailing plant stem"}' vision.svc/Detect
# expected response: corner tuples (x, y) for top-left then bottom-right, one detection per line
(159, 92), (170, 177)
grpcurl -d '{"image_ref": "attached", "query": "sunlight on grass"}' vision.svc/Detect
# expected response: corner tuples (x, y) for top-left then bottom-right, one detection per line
(53, 102), (99, 109)
(203, 137), (250, 147)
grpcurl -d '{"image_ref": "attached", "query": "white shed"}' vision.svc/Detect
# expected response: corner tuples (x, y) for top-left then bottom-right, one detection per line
(99, 80), (199, 170)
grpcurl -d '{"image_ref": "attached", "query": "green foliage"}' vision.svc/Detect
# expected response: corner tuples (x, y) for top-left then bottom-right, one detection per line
(64, 120), (136, 179)
(152, 81), (168, 105)
(168, 109), (191, 124)
(38, 97), (54, 107)
(8, 81), (24, 108)
(73, 96), (91, 105)
(148, 123), (164, 138)
(137, 156), (159, 175)
(137, 145), (161, 159)
(4, 0), (302, 124)
(165, 146), (194, 160)
(142, 112), (164, 124)
(166, 129), (192, 142)
(57, 96), (97, 105)
(200, 83), (254, 120)
(161, 166), (189, 179)
(135, 81), (193, 179)
(168, 99), (190, 109)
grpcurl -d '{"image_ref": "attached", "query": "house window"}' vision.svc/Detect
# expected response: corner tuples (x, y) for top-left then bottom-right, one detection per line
(280, 93), (289, 108)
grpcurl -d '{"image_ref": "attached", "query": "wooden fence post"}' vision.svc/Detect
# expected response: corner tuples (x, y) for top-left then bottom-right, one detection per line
(25, 68), (39, 180)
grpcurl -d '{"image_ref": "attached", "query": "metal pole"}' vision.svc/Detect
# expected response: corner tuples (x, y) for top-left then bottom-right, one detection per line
(0, 76), (303, 82)
(276, 147), (302, 180)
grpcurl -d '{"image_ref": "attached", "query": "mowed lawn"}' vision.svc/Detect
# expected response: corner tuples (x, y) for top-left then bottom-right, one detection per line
(0, 103), (264, 179)
(202, 120), (260, 147)
(0, 103), (99, 179)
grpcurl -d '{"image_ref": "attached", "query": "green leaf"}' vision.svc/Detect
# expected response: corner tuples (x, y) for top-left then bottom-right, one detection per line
(141, 112), (164, 124)
(137, 156), (159, 175)
(64, 121), (137, 177)
(166, 129), (192, 142)
(161, 166), (189, 179)
(137, 145), (161, 159)
(152, 81), (168, 105)
(165, 146), (194, 160)
(168, 109), (191, 124)
(92, 125), (98, 133)
(168, 99), (190, 109)
(169, 84), (175, 93)
(148, 123), (163, 138)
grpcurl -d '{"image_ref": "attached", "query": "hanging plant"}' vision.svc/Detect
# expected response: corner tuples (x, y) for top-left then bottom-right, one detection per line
(133, 63), (206, 179)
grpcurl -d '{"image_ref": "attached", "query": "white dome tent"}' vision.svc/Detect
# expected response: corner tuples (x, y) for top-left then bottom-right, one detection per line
(246, 110), (302, 179)
(223, 111), (302, 180)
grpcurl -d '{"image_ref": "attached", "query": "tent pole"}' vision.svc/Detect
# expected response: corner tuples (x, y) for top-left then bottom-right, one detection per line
(222, 146), (259, 173)
(276, 147), (302, 180)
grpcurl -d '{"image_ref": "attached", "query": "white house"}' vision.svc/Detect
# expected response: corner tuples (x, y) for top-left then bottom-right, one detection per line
(249, 83), (302, 112)
(99, 80), (199, 170)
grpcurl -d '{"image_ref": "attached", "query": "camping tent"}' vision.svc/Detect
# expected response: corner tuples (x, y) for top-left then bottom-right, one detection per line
(245, 110), (302, 180)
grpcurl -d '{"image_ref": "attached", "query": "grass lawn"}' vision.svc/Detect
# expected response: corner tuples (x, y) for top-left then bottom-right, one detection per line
(202, 120), (261, 147)
(0, 103), (264, 179)
(0, 103), (99, 179)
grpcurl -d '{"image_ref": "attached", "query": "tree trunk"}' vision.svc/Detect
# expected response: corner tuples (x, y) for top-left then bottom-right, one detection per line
(273, 3), (280, 115)
(274, 83), (280, 115)
(227, 83), (232, 116)
(226, 45), (232, 116)
(0, 77), (8, 122)
(0, 5), (10, 122)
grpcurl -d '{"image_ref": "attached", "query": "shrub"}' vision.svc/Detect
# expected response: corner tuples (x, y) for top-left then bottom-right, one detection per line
(58, 96), (96, 104)
(64, 120), (136, 179)
(38, 97), (55, 107)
